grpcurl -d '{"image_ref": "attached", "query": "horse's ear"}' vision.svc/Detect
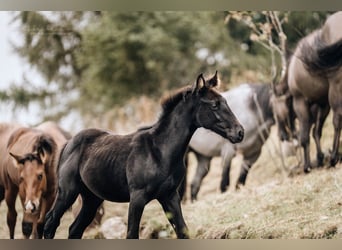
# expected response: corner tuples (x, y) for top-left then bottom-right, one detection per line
(37, 135), (56, 165)
(206, 70), (219, 88)
(9, 152), (24, 168)
(192, 73), (206, 94)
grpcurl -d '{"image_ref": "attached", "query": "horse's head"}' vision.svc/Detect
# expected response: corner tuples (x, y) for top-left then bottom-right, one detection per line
(192, 71), (244, 143)
(7, 128), (57, 214)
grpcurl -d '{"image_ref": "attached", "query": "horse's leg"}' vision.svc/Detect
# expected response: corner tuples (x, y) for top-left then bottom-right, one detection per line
(220, 146), (235, 193)
(293, 96), (312, 173)
(330, 110), (341, 166)
(236, 147), (262, 189)
(190, 152), (212, 201)
(21, 213), (34, 239)
(328, 77), (342, 167)
(36, 197), (49, 239)
(24, 215), (39, 239)
(312, 104), (330, 167)
(43, 163), (80, 239)
(0, 185), (4, 202)
(178, 149), (189, 201)
(126, 190), (148, 239)
(68, 191), (103, 239)
(158, 193), (189, 239)
(5, 185), (18, 239)
(44, 186), (79, 239)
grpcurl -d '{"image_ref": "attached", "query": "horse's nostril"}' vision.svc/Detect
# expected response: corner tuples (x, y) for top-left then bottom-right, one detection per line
(238, 129), (244, 139)
(31, 204), (36, 213)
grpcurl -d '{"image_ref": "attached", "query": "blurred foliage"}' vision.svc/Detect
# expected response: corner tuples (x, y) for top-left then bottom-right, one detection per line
(0, 11), (333, 122)
(225, 11), (332, 53)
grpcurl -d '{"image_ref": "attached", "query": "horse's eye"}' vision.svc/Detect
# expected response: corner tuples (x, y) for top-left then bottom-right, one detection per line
(211, 102), (219, 110)
(37, 174), (43, 181)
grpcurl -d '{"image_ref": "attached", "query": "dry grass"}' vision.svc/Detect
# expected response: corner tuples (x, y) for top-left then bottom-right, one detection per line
(0, 111), (341, 239)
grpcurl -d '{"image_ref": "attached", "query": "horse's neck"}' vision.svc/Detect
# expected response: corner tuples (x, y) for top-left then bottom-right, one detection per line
(153, 103), (196, 159)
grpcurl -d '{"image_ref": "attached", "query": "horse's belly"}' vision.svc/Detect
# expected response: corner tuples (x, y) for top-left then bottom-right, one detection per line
(189, 128), (223, 157)
(289, 57), (329, 102)
(80, 164), (130, 202)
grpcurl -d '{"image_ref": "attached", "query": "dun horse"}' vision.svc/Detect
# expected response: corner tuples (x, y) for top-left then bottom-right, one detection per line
(0, 121), (69, 239)
(273, 11), (342, 173)
(43, 72), (244, 239)
(186, 83), (275, 201)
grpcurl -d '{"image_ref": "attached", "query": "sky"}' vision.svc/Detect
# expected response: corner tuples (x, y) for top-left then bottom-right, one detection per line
(0, 12), (82, 131)
(0, 12), (40, 123)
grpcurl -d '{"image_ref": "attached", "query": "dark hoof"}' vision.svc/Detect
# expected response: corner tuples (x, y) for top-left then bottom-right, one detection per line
(330, 156), (339, 167)
(37, 223), (44, 239)
(304, 167), (312, 174)
(316, 153), (325, 168)
(43, 231), (54, 239)
(22, 221), (33, 238)
(43, 213), (57, 239)
(190, 196), (197, 203)
(220, 185), (228, 193)
(235, 183), (243, 191)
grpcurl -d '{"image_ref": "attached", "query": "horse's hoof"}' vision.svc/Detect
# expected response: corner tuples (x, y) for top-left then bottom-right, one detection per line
(316, 153), (325, 168)
(190, 197), (197, 203)
(304, 167), (312, 174)
(330, 156), (339, 167)
(220, 185), (228, 193)
(22, 221), (33, 238)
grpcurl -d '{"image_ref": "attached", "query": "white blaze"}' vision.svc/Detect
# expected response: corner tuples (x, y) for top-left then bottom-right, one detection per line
(25, 200), (34, 212)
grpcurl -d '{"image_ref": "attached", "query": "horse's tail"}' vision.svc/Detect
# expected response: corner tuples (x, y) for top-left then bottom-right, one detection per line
(300, 33), (342, 76)
(316, 38), (342, 75)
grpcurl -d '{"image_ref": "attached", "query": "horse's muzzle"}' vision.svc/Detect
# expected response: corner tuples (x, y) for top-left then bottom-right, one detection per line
(227, 126), (244, 144)
(24, 200), (39, 214)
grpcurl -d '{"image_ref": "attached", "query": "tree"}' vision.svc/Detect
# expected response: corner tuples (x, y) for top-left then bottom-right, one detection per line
(4, 11), (328, 125)
(2, 11), (243, 122)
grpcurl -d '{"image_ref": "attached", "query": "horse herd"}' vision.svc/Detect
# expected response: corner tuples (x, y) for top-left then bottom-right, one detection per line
(0, 12), (341, 239)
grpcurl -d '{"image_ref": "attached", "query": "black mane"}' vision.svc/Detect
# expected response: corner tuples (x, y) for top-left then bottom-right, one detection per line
(159, 86), (193, 120)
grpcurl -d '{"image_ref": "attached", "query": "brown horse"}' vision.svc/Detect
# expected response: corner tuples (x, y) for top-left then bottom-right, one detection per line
(0, 121), (68, 239)
(273, 12), (342, 173)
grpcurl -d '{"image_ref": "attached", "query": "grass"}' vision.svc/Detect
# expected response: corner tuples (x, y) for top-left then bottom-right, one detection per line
(0, 113), (341, 239)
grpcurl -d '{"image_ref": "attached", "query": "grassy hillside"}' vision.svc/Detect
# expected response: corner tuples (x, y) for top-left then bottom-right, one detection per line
(0, 114), (341, 239)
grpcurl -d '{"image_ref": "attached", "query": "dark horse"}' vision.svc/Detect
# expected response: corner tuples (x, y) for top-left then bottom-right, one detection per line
(43, 72), (244, 239)
(273, 12), (342, 173)
(186, 83), (275, 201)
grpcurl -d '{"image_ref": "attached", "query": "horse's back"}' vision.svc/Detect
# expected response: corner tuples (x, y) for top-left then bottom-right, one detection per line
(35, 121), (70, 150)
(322, 11), (342, 44)
(289, 31), (330, 101)
(59, 128), (132, 202)
(289, 56), (329, 101)
(224, 84), (264, 130)
(0, 123), (23, 188)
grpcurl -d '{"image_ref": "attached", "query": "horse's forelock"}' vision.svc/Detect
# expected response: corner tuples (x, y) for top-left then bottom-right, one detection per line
(34, 134), (57, 164)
